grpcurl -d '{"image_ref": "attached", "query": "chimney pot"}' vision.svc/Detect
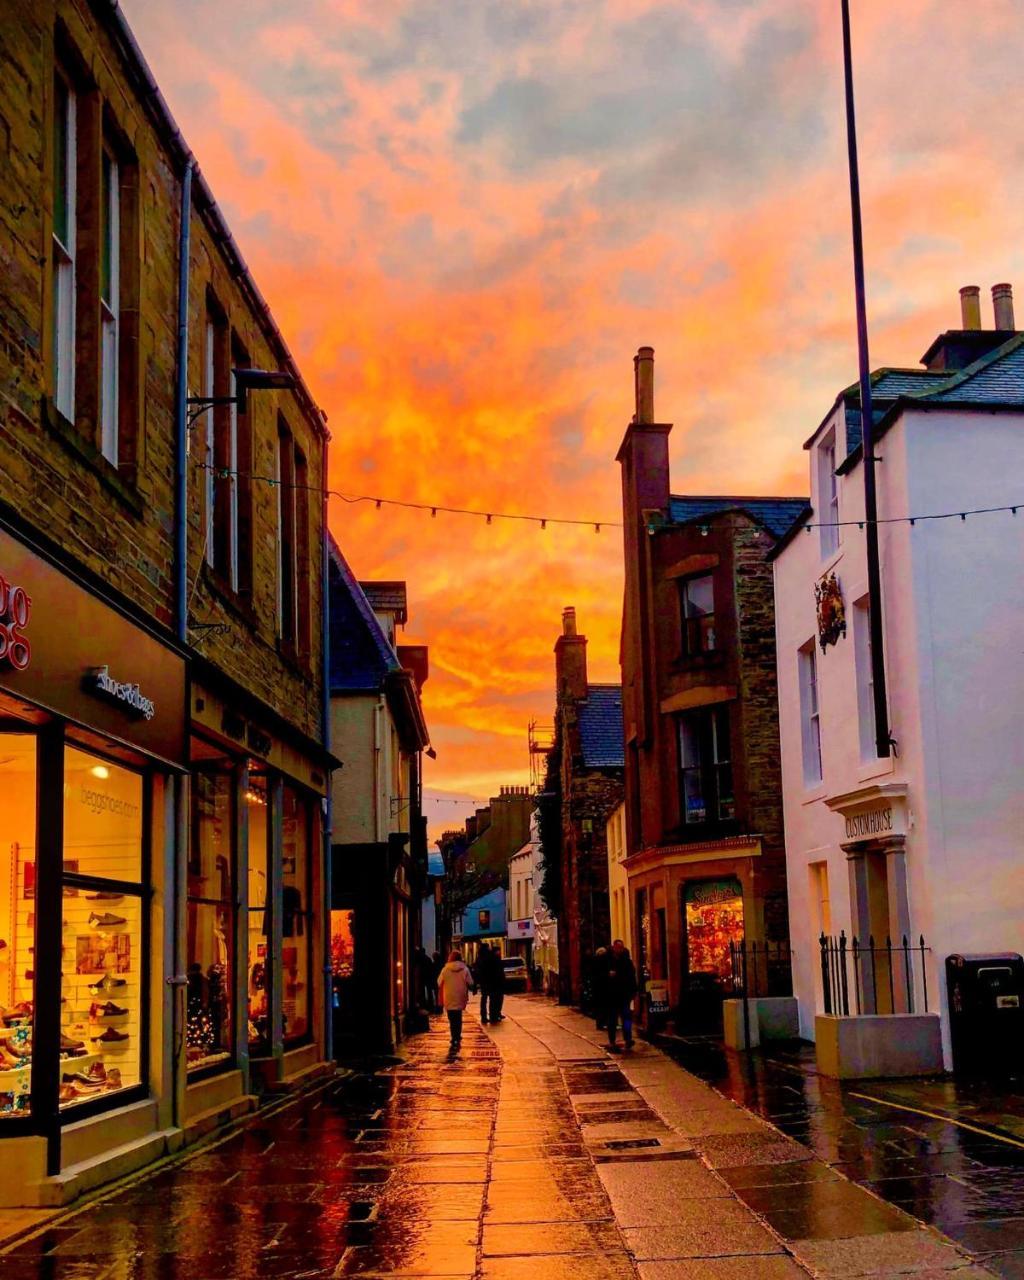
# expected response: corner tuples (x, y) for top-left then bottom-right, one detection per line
(634, 346), (655, 424)
(959, 285), (981, 330)
(562, 606), (577, 637)
(993, 283), (1015, 330)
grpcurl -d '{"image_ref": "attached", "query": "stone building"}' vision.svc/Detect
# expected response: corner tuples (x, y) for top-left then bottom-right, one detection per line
(0, 0), (332, 1205)
(545, 609), (624, 1005)
(617, 348), (805, 1029)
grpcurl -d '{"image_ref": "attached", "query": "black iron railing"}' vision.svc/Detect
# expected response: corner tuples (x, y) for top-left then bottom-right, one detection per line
(729, 939), (794, 999)
(819, 932), (931, 1016)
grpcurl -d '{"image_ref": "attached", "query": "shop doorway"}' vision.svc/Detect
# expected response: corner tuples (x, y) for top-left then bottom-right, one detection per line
(679, 879), (745, 1032)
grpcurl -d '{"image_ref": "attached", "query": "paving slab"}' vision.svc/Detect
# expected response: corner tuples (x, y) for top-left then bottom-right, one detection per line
(636, 1260), (813, 1280)
(622, 1199), (785, 1259)
(790, 1230), (976, 1276)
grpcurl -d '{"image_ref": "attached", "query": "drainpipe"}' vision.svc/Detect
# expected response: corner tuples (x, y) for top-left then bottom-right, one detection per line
(840, 0), (891, 759)
(321, 436), (333, 1062)
(169, 158), (193, 1132)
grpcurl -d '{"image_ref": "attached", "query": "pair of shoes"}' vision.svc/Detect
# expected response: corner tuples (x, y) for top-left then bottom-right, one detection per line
(624, 1039), (635, 1049)
(481, 1018), (489, 1024)
(607, 1042), (620, 1053)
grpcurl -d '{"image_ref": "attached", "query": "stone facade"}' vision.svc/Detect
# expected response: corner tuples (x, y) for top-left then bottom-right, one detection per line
(616, 347), (802, 1024)
(0, 0), (326, 743)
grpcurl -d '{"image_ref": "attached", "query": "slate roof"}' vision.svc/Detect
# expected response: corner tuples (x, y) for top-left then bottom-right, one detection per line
(577, 684), (624, 769)
(669, 496), (809, 541)
(360, 581), (408, 625)
(923, 336), (1024, 405)
(328, 535), (401, 693)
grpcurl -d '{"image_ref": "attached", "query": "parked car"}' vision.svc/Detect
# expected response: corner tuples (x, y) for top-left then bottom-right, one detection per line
(502, 957), (529, 991)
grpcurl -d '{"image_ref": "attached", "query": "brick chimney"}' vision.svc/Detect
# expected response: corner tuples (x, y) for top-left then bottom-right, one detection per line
(554, 606), (588, 704)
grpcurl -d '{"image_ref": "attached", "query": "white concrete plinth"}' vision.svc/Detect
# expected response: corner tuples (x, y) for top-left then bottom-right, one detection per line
(815, 1013), (943, 1079)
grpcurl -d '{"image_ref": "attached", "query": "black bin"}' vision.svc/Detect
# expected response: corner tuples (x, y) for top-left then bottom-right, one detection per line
(946, 953), (1024, 1077)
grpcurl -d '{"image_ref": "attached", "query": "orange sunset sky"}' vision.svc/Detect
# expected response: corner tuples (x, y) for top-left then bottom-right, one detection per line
(124, 0), (1024, 836)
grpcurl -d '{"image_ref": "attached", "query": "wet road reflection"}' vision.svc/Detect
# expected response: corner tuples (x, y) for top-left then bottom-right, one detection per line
(660, 1034), (1024, 1278)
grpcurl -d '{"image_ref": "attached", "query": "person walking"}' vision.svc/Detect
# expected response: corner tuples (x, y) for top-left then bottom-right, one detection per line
(475, 943), (494, 1024)
(605, 939), (638, 1052)
(487, 948), (506, 1023)
(437, 949), (474, 1052)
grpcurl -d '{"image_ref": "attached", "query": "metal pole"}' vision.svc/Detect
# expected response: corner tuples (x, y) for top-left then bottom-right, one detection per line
(173, 159), (193, 644)
(840, 0), (891, 758)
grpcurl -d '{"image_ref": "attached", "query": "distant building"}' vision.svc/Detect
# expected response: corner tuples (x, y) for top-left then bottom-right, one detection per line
(773, 286), (1024, 1077)
(545, 609), (625, 1005)
(328, 540), (430, 1053)
(617, 347), (805, 1029)
(506, 811), (558, 992)
(439, 787), (533, 965)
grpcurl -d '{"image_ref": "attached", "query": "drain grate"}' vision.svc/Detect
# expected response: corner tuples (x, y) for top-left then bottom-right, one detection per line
(604, 1138), (661, 1150)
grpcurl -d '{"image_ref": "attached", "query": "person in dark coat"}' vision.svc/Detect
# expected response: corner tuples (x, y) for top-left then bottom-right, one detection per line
(487, 948), (506, 1023)
(605, 939), (638, 1051)
(475, 944), (494, 1024)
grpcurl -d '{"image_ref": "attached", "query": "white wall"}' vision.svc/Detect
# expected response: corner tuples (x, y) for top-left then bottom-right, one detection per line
(776, 402), (1024, 1062)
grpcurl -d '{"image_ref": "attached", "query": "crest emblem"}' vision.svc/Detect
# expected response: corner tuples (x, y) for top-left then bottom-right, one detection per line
(815, 572), (846, 652)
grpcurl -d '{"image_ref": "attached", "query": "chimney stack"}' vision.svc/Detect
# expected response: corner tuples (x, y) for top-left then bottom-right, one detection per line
(634, 346), (655, 424)
(993, 283), (1015, 330)
(554, 606), (588, 704)
(959, 285), (981, 330)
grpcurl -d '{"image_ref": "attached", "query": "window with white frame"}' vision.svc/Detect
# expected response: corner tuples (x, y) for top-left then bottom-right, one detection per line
(52, 70), (77, 421)
(677, 705), (734, 825)
(853, 596), (876, 761)
(99, 148), (120, 464)
(680, 573), (716, 656)
(798, 642), (823, 785)
(818, 431), (840, 559)
(203, 315), (216, 564)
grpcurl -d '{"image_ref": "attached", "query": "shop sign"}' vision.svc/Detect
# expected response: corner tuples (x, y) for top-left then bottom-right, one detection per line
(507, 919), (534, 939)
(686, 880), (742, 908)
(647, 982), (669, 1014)
(0, 527), (186, 767)
(0, 569), (31, 671)
(85, 666), (156, 720)
(844, 806), (894, 840)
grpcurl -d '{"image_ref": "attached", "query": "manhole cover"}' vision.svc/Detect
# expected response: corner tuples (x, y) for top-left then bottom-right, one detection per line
(604, 1138), (661, 1150)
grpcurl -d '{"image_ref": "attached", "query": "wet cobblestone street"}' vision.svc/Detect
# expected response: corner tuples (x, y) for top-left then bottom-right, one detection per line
(0, 998), (1009, 1279)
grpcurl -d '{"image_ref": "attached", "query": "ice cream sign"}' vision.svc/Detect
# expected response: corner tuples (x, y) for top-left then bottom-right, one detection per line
(0, 569), (31, 671)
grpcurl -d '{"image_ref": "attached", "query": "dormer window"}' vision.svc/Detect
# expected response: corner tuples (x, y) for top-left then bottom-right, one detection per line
(818, 430), (840, 558)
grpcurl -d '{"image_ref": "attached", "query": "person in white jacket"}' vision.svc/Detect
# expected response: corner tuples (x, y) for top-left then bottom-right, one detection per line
(437, 950), (474, 1051)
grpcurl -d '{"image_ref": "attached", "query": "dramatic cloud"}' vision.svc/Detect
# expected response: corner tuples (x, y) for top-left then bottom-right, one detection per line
(124, 0), (1024, 835)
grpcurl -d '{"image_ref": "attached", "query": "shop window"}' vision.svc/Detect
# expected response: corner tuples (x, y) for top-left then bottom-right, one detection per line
(684, 879), (744, 982)
(677, 706), (734, 825)
(61, 746), (144, 1110)
(281, 784), (312, 1044)
(187, 772), (234, 1073)
(0, 735), (38, 1118)
(246, 774), (269, 1055)
(679, 573), (716, 656)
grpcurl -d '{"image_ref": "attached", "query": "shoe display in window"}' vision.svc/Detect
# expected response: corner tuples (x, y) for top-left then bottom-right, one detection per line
(88, 912), (127, 928)
(85, 892), (124, 903)
(60, 1033), (85, 1051)
(92, 1026), (129, 1044)
(87, 976), (126, 993)
(89, 1001), (128, 1018)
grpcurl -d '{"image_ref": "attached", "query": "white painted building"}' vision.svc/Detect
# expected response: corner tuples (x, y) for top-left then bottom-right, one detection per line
(773, 287), (1024, 1073)
(506, 812), (559, 989)
(606, 802), (631, 947)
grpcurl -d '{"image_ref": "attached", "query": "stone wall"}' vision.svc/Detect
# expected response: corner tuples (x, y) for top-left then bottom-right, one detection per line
(0, 0), (325, 744)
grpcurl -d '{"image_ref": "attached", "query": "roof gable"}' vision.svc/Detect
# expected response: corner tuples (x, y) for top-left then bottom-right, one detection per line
(669, 496), (809, 541)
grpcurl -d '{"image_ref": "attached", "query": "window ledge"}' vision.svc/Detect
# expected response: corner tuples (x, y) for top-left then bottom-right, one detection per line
(200, 564), (260, 630)
(818, 546), (844, 576)
(857, 754), (895, 784)
(801, 782), (828, 806)
(664, 820), (744, 845)
(669, 650), (726, 674)
(41, 397), (144, 517)
(276, 635), (313, 680)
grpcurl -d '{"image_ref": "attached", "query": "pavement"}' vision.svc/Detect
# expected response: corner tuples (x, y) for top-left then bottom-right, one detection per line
(0, 994), (1007, 1279)
(658, 1033), (1024, 1277)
